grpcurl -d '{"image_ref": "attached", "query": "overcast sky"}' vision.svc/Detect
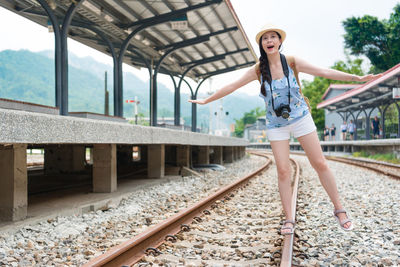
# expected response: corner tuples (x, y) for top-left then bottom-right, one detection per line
(0, 0), (399, 96)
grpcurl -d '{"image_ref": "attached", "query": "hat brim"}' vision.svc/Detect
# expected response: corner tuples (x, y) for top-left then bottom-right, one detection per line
(255, 28), (286, 44)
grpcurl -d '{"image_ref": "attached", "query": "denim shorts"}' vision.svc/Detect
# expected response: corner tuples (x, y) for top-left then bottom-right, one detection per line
(266, 113), (316, 141)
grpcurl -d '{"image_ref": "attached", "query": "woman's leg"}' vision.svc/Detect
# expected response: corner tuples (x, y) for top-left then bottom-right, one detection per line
(297, 131), (352, 229)
(270, 140), (293, 233)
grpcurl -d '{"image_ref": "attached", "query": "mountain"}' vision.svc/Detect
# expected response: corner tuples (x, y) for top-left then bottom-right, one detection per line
(0, 49), (263, 128)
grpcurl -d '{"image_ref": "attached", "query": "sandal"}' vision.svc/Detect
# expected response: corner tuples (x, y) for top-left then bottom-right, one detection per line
(280, 220), (295, 235)
(333, 209), (354, 231)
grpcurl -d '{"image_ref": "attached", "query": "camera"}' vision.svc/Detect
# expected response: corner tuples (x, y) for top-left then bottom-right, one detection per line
(274, 104), (291, 119)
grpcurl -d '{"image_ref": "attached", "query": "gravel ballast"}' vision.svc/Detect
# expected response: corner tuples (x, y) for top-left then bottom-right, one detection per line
(0, 155), (265, 266)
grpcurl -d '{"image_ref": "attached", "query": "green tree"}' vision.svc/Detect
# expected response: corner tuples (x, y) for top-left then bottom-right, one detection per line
(302, 55), (365, 130)
(342, 4), (400, 72)
(234, 107), (265, 137)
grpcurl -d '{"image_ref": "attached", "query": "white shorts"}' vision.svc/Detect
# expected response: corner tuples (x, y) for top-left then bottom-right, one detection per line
(266, 113), (316, 141)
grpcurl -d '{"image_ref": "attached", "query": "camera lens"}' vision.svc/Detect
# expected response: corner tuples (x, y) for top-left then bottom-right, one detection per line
(281, 108), (290, 119)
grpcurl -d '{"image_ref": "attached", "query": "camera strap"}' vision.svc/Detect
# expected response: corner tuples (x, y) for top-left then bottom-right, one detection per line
(265, 53), (291, 112)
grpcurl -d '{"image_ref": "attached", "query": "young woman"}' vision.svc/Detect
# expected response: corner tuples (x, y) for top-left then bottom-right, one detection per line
(189, 24), (381, 233)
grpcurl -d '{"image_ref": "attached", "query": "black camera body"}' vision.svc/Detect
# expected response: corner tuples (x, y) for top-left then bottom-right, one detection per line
(274, 104), (291, 119)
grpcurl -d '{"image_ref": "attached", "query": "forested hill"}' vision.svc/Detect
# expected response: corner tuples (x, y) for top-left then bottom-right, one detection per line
(0, 49), (262, 126)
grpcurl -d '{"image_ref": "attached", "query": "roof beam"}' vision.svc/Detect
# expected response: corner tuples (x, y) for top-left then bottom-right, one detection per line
(156, 26), (238, 50)
(120, 0), (223, 28)
(201, 62), (255, 78)
(180, 48), (249, 67)
(333, 91), (392, 112)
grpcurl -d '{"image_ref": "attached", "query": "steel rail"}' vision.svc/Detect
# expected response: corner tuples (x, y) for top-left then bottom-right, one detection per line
(324, 156), (400, 180)
(83, 152), (272, 267)
(270, 149), (400, 180)
(280, 158), (300, 267)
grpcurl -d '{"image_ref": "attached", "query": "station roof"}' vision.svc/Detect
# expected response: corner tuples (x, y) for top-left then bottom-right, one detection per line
(0, 0), (257, 80)
(317, 63), (400, 112)
(321, 84), (358, 100)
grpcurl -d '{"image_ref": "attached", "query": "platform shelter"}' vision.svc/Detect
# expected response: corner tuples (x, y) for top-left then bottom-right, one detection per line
(0, 0), (254, 222)
(317, 63), (400, 140)
(0, 0), (257, 131)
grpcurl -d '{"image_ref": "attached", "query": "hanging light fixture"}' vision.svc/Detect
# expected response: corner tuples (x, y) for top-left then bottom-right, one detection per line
(47, 0), (57, 10)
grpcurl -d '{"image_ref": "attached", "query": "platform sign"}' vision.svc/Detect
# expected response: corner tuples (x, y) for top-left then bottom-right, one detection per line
(171, 14), (188, 30)
(393, 87), (400, 99)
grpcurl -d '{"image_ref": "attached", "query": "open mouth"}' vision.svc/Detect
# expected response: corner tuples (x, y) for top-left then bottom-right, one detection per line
(267, 45), (274, 50)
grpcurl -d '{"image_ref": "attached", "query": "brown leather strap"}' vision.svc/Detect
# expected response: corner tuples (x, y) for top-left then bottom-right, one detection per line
(286, 56), (301, 89)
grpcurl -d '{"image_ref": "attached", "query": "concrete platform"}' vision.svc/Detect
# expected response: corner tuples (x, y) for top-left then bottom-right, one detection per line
(0, 175), (180, 233)
(0, 108), (248, 222)
(0, 98), (59, 115)
(0, 108), (247, 146)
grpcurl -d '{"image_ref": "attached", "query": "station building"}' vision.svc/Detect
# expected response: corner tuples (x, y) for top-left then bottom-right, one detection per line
(318, 63), (400, 140)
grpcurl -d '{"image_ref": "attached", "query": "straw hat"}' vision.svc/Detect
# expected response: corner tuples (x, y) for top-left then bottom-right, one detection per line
(255, 24), (286, 44)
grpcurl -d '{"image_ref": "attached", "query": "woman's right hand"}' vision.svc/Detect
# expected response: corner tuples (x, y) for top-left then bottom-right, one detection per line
(188, 99), (207, 105)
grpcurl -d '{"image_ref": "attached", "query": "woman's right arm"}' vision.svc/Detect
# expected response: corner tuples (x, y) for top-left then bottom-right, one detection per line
(188, 64), (259, 105)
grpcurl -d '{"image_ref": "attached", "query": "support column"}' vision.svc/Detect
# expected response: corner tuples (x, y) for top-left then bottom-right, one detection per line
(197, 146), (210, 165)
(148, 145), (165, 178)
(44, 145), (85, 174)
(177, 145), (190, 167)
(239, 147), (245, 159)
(0, 144), (27, 221)
(211, 146), (223, 165)
(223, 146), (234, 163)
(93, 144), (117, 193)
(232, 147), (238, 161)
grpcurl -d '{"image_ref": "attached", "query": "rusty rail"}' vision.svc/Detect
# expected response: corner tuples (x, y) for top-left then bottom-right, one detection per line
(280, 158), (300, 267)
(325, 156), (400, 180)
(269, 149), (399, 179)
(83, 152), (272, 267)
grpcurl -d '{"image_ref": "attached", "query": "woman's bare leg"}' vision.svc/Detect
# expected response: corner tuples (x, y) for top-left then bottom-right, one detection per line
(297, 131), (352, 229)
(270, 140), (293, 233)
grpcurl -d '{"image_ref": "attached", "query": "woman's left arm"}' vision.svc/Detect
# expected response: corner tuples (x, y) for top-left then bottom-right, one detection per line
(294, 56), (383, 82)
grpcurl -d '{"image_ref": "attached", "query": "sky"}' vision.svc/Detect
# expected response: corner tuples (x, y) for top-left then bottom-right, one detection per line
(0, 0), (399, 97)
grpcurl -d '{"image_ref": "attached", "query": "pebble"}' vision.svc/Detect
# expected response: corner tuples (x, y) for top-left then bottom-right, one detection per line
(138, 156), (285, 266)
(293, 155), (400, 266)
(0, 155), (265, 266)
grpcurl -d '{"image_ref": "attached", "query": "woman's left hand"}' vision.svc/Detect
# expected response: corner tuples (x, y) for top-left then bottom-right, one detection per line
(358, 73), (383, 82)
(188, 99), (207, 105)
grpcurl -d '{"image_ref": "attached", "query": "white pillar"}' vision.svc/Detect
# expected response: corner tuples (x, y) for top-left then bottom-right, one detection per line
(0, 144), (27, 221)
(93, 144), (117, 193)
(148, 144), (165, 178)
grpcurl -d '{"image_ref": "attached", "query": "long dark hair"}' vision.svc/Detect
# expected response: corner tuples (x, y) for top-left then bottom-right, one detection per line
(258, 32), (282, 97)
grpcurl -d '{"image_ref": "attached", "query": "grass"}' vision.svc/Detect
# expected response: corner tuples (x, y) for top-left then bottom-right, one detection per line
(352, 151), (400, 164)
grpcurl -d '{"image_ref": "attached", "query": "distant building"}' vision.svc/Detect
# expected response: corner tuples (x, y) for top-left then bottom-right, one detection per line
(244, 116), (267, 142)
(319, 84), (381, 140)
(321, 84), (358, 141)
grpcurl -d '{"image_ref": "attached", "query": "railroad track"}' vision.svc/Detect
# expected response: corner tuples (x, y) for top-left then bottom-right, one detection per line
(280, 149), (400, 180)
(83, 152), (302, 267)
(324, 156), (400, 180)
